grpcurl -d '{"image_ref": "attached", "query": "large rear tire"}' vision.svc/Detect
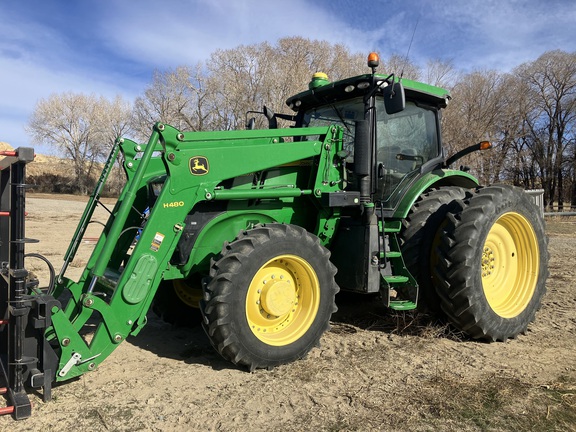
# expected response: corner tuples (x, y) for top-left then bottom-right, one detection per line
(434, 185), (548, 340)
(400, 186), (468, 314)
(201, 224), (339, 371)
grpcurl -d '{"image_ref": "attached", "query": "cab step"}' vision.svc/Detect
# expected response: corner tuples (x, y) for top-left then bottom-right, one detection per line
(383, 275), (409, 284)
(389, 300), (417, 311)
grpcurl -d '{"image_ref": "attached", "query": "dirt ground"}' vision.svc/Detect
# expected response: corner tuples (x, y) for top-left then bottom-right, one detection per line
(1, 194), (575, 431)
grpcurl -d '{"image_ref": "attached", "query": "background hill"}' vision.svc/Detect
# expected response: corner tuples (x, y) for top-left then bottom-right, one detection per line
(0, 142), (119, 196)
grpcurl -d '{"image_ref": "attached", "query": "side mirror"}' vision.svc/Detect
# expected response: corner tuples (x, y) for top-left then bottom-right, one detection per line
(382, 82), (405, 115)
(246, 117), (256, 130)
(263, 105), (278, 129)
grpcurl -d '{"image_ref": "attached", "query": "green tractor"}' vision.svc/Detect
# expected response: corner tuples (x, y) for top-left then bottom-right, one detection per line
(0, 53), (547, 419)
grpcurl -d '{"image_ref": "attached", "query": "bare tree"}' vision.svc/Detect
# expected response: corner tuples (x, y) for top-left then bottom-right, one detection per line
(133, 38), (423, 135)
(206, 37), (367, 130)
(28, 92), (132, 194)
(382, 54), (421, 81)
(442, 70), (509, 184)
(513, 50), (576, 209)
(132, 64), (212, 141)
(100, 95), (134, 147)
(422, 59), (459, 89)
(207, 42), (270, 130)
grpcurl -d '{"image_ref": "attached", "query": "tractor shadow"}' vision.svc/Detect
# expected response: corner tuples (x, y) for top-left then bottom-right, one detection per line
(127, 291), (469, 371)
(127, 314), (236, 371)
(331, 291), (470, 341)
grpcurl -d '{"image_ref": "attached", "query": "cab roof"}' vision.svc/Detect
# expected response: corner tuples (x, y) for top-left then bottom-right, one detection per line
(286, 73), (451, 112)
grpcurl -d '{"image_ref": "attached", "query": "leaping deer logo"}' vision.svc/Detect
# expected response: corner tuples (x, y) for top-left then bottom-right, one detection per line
(190, 156), (209, 175)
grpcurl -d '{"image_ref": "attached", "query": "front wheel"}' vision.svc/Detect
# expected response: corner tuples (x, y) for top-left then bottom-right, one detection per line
(434, 185), (548, 341)
(201, 224), (339, 370)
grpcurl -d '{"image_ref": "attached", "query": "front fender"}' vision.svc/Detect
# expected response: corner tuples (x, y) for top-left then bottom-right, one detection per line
(181, 210), (281, 274)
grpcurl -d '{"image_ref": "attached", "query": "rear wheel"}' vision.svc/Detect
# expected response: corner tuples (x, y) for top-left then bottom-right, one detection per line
(152, 276), (203, 327)
(201, 224), (338, 370)
(400, 186), (468, 314)
(434, 185), (548, 340)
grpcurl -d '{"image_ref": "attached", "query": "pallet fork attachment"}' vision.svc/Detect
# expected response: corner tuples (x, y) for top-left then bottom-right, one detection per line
(0, 148), (57, 420)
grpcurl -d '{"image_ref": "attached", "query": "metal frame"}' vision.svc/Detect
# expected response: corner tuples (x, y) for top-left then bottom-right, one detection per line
(0, 148), (35, 419)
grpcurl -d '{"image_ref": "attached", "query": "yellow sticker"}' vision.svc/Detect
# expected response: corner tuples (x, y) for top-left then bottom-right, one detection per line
(150, 232), (165, 252)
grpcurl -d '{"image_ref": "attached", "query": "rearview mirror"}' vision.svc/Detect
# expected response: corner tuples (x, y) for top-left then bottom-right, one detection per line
(263, 105), (278, 129)
(382, 82), (405, 114)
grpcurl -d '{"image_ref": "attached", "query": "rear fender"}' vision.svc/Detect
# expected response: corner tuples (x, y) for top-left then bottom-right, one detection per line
(393, 169), (479, 219)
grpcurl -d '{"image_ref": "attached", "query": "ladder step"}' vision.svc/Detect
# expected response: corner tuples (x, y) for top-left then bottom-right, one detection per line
(383, 275), (409, 284)
(384, 227), (401, 233)
(389, 300), (417, 311)
(383, 220), (402, 233)
(386, 251), (402, 258)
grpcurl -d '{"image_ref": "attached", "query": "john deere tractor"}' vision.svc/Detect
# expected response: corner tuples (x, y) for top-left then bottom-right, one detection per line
(0, 53), (548, 419)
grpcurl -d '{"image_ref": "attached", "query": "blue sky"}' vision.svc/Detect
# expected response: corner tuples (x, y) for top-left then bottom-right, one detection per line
(1, 0), (575, 154)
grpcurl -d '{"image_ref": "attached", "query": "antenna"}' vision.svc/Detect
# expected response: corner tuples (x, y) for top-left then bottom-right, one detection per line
(400, 15), (420, 79)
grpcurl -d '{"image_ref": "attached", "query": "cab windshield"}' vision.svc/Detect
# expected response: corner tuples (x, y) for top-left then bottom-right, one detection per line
(301, 97), (364, 160)
(301, 96), (440, 205)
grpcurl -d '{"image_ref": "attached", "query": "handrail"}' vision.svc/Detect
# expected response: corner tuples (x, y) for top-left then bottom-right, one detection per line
(58, 139), (122, 283)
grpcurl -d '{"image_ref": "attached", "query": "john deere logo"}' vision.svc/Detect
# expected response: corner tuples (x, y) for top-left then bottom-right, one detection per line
(190, 156), (209, 175)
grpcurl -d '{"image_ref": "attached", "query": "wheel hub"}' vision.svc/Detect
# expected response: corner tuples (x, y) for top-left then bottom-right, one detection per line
(481, 246), (495, 277)
(246, 254), (320, 346)
(260, 277), (296, 317)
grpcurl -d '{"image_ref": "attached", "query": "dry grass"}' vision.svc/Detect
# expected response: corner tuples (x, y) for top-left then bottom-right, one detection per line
(545, 216), (576, 236)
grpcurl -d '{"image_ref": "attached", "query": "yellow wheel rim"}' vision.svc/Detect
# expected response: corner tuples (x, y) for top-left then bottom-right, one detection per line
(481, 212), (539, 318)
(246, 255), (320, 346)
(174, 280), (202, 309)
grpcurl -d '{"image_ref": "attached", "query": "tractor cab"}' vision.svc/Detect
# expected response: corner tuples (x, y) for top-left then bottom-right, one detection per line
(283, 53), (463, 303)
(286, 52), (450, 212)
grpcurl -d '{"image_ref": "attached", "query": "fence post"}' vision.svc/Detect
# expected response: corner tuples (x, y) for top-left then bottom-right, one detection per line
(525, 189), (544, 217)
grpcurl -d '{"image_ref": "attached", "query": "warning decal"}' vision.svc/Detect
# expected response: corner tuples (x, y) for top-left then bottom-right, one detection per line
(150, 232), (165, 252)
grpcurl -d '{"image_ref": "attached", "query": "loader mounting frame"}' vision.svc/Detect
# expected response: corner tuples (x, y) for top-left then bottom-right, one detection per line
(0, 148), (57, 420)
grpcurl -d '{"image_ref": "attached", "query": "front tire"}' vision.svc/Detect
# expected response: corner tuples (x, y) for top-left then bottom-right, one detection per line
(201, 224), (339, 371)
(434, 185), (548, 340)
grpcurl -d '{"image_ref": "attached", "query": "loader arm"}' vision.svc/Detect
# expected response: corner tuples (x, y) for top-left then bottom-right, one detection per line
(1, 122), (346, 418)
